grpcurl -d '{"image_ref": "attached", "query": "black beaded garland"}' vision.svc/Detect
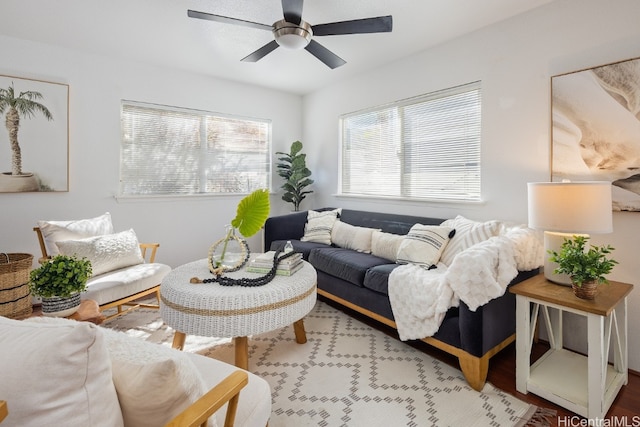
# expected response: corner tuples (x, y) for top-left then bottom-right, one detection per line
(202, 249), (299, 287)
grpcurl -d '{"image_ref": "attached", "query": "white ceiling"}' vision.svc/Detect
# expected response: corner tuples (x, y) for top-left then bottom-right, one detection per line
(1, 0), (554, 95)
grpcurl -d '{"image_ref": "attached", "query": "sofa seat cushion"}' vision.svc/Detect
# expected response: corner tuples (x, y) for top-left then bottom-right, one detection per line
(186, 352), (272, 427)
(269, 239), (329, 260)
(309, 248), (389, 287)
(83, 262), (171, 305)
(363, 263), (401, 295)
(0, 316), (124, 427)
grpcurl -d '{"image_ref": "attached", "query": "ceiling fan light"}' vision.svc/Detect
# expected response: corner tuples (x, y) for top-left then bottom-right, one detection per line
(273, 19), (312, 49)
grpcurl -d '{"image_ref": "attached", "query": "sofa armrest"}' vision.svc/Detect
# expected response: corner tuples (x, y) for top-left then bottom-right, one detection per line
(458, 269), (539, 357)
(263, 211), (310, 249)
(165, 370), (248, 427)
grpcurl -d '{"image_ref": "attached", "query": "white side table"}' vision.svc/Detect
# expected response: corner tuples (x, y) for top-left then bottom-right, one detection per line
(510, 274), (633, 419)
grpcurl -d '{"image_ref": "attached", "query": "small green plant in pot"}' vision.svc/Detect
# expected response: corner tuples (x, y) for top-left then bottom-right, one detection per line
(276, 140), (313, 211)
(29, 254), (92, 316)
(548, 235), (618, 300)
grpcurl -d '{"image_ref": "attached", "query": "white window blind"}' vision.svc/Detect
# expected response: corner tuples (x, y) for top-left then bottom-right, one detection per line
(120, 102), (271, 196)
(340, 82), (481, 201)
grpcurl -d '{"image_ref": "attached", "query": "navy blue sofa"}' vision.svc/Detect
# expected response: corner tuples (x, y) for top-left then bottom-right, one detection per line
(264, 208), (538, 391)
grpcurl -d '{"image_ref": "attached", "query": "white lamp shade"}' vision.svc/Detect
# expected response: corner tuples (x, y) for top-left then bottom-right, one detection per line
(527, 181), (613, 234)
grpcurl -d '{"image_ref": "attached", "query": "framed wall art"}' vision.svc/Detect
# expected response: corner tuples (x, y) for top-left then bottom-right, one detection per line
(551, 56), (640, 211)
(0, 74), (69, 192)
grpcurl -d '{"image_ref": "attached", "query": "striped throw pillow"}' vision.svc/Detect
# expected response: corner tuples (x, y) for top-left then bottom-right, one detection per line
(300, 209), (340, 245)
(439, 215), (500, 266)
(396, 224), (455, 269)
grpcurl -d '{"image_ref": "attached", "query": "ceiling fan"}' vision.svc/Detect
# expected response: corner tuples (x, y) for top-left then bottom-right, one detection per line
(187, 0), (392, 69)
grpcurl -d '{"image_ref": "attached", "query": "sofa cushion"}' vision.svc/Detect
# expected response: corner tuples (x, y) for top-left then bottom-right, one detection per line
(56, 229), (145, 277)
(300, 209), (340, 245)
(37, 212), (114, 256)
(440, 215), (500, 266)
(0, 316), (124, 427)
(331, 220), (378, 253)
(100, 328), (214, 427)
(371, 230), (405, 262)
(363, 263), (401, 295)
(396, 224), (455, 268)
(309, 247), (389, 287)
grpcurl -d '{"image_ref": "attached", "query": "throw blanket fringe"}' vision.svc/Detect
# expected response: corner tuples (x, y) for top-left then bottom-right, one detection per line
(389, 235), (525, 341)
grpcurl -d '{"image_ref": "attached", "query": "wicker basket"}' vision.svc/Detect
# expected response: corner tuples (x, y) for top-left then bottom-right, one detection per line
(0, 253), (34, 319)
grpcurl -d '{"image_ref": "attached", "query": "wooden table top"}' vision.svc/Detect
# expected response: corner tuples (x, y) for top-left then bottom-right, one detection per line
(509, 273), (633, 317)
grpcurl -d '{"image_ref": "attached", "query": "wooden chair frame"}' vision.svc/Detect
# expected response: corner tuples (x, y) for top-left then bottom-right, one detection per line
(33, 227), (162, 321)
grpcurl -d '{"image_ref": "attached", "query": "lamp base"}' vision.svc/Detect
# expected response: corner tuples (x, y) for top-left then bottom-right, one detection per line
(543, 231), (589, 286)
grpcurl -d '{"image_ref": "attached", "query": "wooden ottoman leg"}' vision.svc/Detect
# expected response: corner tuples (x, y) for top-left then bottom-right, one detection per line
(172, 331), (186, 351)
(234, 336), (249, 370)
(293, 319), (307, 344)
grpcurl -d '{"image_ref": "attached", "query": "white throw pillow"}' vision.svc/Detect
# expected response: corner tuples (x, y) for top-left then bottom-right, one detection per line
(371, 230), (405, 262)
(300, 209), (341, 245)
(56, 229), (145, 277)
(396, 224), (455, 269)
(100, 328), (215, 427)
(439, 215), (500, 266)
(331, 220), (378, 253)
(38, 212), (113, 256)
(0, 316), (123, 427)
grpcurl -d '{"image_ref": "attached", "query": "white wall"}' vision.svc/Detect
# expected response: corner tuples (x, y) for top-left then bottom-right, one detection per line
(302, 0), (640, 370)
(0, 35), (302, 268)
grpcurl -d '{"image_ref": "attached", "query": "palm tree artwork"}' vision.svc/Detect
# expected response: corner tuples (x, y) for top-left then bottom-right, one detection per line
(0, 83), (53, 177)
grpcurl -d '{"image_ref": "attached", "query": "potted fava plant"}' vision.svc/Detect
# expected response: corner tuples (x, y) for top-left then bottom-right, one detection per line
(548, 235), (618, 300)
(29, 254), (92, 317)
(276, 140), (314, 211)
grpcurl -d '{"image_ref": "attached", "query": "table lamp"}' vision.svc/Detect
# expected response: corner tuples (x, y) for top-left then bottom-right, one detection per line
(527, 181), (613, 285)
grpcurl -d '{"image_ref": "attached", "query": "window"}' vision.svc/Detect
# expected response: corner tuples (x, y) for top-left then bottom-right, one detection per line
(340, 82), (481, 202)
(120, 101), (271, 196)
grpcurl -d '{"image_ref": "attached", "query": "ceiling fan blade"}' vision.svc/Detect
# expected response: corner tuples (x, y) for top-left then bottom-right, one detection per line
(241, 40), (280, 62)
(282, 0), (303, 25)
(187, 10), (272, 31)
(304, 40), (346, 69)
(312, 15), (393, 36)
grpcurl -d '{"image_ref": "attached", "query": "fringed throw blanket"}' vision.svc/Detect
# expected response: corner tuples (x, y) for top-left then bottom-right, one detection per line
(389, 227), (543, 341)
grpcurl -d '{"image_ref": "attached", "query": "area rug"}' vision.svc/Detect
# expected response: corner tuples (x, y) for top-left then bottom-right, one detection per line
(102, 300), (550, 427)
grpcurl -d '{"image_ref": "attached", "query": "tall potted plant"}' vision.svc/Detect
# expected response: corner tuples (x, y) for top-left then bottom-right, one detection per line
(29, 254), (92, 317)
(276, 140), (313, 211)
(548, 235), (618, 300)
(0, 83), (53, 192)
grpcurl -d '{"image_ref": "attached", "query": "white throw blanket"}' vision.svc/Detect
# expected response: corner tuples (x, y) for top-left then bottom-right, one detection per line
(388, 228), (543, 341)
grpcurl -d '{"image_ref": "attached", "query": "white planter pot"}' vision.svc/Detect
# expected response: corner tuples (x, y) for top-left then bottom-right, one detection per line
(41, 293), (81, 317)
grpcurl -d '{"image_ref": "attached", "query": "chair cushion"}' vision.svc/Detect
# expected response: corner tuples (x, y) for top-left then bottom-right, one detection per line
(100, 328), (215, 427)
(186, 352), (272, 427)
(83, 262), (171, 306)
(0, 316), (123, 427)
(56, 229), (145, 276)
(363, 263), (401, 295)
(37, 212), (113, 256)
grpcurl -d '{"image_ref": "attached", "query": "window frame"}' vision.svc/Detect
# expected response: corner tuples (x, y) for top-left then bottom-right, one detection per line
(118, 100), (272, 199)
(338, 82), (482, 203)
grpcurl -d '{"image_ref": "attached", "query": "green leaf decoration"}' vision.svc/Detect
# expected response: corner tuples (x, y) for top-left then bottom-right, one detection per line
(231, 188), (270, 238)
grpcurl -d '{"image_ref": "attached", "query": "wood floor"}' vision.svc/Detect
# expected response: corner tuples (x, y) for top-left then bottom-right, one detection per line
(321, 298), (639, 426)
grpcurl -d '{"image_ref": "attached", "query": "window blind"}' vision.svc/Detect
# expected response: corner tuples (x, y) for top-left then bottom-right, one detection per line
(120, 102), (271, 196)
(340, 82), (481, 201)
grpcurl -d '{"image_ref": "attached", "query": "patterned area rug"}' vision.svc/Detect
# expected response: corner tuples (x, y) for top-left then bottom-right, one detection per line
(102, 300), (548, 427)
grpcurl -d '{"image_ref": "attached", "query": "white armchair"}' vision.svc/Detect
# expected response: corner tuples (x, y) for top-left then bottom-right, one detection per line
(0, 316), (272, 427)
(33, 213), (171, 320)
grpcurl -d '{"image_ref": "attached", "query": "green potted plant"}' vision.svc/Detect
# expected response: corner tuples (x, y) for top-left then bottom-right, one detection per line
(276, 140), (313, 211)
(29, 254), (92, 317)
(548, 235), (618, 300)
(209, 188), (271, 273)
